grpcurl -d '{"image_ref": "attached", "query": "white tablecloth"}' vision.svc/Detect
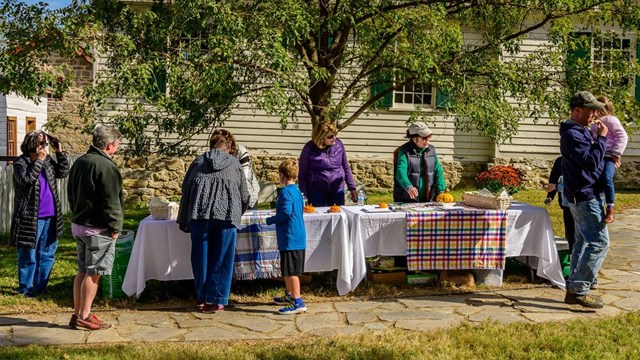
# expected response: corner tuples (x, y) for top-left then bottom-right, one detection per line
(341, 202), (565, 288)
(122, 207), (360, 298)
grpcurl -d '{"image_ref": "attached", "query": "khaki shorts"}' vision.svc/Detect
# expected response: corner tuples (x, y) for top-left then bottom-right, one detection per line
(75, 232), (116, 276)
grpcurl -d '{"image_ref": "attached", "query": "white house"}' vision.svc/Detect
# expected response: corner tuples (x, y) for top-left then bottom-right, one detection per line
(0, 93), (48, 166)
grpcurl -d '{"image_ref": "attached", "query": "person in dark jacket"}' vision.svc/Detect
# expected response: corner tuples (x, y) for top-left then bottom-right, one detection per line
(11, 130), (69, 297)
(68, 125), (123, 330)
(393, 122), (445, 203)
(298, 122), (357, 206)
(544, 156), (575, 253)
(177, 132), (250, 313)
(560, 91), (608, 310)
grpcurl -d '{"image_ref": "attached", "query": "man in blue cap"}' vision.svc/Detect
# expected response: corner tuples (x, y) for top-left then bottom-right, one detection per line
(560, 91), (608, 309)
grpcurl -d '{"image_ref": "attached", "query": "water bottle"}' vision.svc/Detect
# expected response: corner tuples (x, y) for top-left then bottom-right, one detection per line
(302, 193), (308, 206)
(357, 189), (365, 206)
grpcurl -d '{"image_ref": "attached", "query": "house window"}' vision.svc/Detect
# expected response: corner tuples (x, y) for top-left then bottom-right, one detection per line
(393, 82), (435, 108)
(592, 36), (633, 87)
(26, 117), (36, 132)
(7, 116), (17, 158)
(566, 32), (638, 99)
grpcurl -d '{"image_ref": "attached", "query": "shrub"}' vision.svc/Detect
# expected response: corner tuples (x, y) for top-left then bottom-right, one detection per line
(475, 164), (525, 195)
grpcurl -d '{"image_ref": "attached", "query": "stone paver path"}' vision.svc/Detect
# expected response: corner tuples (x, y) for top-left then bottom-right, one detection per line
(2, 210), (640, 346)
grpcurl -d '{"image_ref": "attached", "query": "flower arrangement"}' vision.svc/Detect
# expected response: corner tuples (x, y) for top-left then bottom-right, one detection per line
(475, 164), (525, 195)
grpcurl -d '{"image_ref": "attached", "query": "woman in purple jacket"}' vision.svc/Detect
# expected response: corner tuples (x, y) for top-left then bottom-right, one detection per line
(298, 122), (357, 206)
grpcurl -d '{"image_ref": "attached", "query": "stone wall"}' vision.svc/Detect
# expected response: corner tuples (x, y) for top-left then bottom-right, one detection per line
(115, 153), (640, 204)
(46, 53), (93, 154)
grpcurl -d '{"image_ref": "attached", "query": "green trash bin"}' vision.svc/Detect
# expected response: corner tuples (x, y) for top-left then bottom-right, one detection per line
(559, 249), (571, 279)
(100, 230), (135, 299)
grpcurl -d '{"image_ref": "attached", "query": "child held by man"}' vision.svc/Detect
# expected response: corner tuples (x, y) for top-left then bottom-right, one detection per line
(266, 159), (308, 314)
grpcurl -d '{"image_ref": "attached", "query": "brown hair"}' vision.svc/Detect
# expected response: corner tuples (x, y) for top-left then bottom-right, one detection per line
(596, 96), (614, 117)
(311, 122), (338, 149)
(278, 159), (298, 181)
(211, 128), (238, 154)
(209, 133), (230, 150)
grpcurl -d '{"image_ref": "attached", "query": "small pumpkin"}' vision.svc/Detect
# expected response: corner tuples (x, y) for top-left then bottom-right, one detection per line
(329, 205), (341, 213)
(303, 205), (316, 213)
(436, 192), (455, 203)
(379, 203), (388, 208)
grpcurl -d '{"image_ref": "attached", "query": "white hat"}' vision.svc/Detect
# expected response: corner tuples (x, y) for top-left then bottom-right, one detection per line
(408, 122), (433, 137)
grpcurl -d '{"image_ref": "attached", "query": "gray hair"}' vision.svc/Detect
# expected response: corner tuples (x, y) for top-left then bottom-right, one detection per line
(92, 125), (122, 149)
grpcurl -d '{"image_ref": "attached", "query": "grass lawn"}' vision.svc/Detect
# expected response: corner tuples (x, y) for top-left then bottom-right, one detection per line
(1, 311), (640, 359)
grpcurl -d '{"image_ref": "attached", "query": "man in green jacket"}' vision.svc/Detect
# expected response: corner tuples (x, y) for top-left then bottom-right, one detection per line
(67, 125), (123, 330)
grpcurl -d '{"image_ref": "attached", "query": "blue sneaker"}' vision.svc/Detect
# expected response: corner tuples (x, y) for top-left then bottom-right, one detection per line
(278, 301), (307, 315)
(273, 292), (293, 305)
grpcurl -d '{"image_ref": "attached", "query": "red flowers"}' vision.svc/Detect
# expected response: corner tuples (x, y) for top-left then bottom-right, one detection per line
(475, 165), (525, 195)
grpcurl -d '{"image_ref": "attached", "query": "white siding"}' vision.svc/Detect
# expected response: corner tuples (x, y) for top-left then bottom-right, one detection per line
(498, 25), (640, 162)
(0, 93), (48, 159)
(94, 24), (640, 164)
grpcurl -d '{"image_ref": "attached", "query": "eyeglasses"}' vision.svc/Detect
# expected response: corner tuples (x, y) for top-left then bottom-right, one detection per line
(325, 134), (336, 140)
(420, 136), (432, 141)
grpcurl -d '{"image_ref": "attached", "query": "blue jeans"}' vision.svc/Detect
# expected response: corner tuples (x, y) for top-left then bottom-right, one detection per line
(190, 219), (237, 305)
(602, 157), (616, 205)
(568, 197), (609, 295)
(17, 217), (58, 295)
(307, 189), (345, 207)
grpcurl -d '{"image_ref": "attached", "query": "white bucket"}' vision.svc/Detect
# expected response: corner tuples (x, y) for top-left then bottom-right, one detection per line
(474, 269), (503, 286)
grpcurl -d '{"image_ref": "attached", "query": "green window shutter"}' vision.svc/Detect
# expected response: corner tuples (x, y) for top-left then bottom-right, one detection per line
(370, 69), (393, 108)
(566, 32), (591, 95)
(435, 87), (451, 109)
(146, 66), (167, 100)
(636, 40), (640, 102)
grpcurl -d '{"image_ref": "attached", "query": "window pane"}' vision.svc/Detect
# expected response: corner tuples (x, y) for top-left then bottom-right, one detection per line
(395, 94), (403, 103)
(414, 94), (423, 104)
(404, 94), (412, 103)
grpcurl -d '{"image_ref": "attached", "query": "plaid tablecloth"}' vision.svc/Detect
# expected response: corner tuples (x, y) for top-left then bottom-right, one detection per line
(405, 209), (508, 271)
(234, 212), (281, 280)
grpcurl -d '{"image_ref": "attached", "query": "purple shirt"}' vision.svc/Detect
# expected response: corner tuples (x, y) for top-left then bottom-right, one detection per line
(38, 171), (55, 218)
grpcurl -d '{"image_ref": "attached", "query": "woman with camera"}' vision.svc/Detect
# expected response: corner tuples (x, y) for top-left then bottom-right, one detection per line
(10, 130), (69, 297)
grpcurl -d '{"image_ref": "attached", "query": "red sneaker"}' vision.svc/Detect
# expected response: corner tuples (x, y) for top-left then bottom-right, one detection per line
(74, 316), (101, 331)
(88, 313), (112, 329)
(202, 303), (225, 313)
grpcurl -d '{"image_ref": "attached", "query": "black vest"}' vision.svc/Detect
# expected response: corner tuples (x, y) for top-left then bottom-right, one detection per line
(393, 142), (437, 202)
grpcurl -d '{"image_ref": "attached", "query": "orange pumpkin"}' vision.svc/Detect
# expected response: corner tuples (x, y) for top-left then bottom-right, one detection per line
(379, 203), (388, 208)
(303, 205), (316, 213)
(436, 192), (455, 203)
(329, 205), (341, 213)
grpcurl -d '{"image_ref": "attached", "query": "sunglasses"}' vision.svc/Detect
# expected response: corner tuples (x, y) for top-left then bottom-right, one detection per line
(325, 134), (336, 140)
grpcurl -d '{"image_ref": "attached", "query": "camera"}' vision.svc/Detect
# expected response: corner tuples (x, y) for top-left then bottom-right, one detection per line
(45, 133), (61, 150)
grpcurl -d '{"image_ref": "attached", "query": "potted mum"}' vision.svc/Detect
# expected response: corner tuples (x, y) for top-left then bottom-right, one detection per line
(475, 164), (525, 195)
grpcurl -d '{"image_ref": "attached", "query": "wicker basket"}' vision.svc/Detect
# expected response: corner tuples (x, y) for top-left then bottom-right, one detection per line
(463, 192), (512, 210)
(149, 203), (180, 220)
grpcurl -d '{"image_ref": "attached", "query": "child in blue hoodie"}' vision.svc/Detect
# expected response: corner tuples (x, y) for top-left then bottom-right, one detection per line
(266, 159), (307, 314)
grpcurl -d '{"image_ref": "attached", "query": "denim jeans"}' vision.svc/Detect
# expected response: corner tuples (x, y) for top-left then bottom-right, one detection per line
(190, 219), (237, 305)
(17, 217), (58, 295)
(602, 157), (616, 205)
(568, 197), (609, 295)
(307, 189), (345, 207)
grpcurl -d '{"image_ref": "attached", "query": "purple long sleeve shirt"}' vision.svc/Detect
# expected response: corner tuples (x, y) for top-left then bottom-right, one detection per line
(298, 138), (357, 196)
(38, 171), (55, 218)
(591, 115), (629, 158)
